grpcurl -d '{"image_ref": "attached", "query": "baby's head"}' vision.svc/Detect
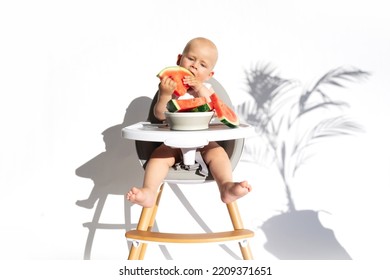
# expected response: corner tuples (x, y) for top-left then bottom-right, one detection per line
(177, 37), (218, 82)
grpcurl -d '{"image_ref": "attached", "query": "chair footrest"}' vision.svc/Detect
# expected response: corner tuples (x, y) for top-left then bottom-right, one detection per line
(126, 229), (254, 244)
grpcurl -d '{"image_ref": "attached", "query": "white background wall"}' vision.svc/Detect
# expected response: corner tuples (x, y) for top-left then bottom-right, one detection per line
(1, 0), (389, 268)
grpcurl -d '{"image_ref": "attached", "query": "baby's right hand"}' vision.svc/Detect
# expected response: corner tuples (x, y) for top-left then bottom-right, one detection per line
(159, 76), (176, 97)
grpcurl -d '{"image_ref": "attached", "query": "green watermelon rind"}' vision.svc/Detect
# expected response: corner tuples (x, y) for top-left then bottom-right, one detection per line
(166, 99), (180, 112)
(156, 66), (192, 78)
(191, 103), (213, 112)
(166, 97), (209, 112)
(220, 117), (239, 128)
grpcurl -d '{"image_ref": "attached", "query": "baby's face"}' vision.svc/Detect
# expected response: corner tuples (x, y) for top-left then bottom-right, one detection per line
(178, 42), (217, 82)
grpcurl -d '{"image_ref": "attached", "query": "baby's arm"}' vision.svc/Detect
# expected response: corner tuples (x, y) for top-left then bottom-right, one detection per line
(154, 76), (175, 121)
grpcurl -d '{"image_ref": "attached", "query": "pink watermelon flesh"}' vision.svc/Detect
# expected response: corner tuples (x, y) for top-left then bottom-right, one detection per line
(157, 66), (193, 97)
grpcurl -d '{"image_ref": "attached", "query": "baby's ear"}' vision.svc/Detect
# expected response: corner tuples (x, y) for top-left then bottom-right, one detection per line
(176, 54), (182, 66)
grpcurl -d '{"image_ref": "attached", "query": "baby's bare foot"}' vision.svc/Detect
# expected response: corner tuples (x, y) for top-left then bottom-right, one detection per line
(220, 181), (252, 204)
(126, 187), (155, 208)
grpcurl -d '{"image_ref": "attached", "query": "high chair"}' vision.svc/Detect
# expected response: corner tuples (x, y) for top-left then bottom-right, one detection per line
(122, 78), (254, 260)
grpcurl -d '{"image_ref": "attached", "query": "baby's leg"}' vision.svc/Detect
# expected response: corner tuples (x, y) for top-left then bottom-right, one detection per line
(200, 142), (252, 204)
(127, 144), (180, 207)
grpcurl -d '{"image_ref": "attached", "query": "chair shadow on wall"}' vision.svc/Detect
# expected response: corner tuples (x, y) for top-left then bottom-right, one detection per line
(75, 95), (241, 260)
(75, 96), (151, 259)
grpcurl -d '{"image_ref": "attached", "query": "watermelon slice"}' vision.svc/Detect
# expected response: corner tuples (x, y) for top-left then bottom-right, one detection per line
(157, 66), (193, 97)
(210, 93), (239, 128)
(166, 97), (207, 112)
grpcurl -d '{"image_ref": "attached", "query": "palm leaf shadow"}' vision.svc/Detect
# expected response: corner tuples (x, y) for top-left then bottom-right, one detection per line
(237, 63), (370, 259)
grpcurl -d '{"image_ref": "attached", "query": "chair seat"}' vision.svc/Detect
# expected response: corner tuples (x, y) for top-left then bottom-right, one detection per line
(126, 229), (254, 244)
(165, 168), (211, 183)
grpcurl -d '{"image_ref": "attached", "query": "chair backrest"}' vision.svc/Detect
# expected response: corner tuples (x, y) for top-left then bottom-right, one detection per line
(136, 78), (244, 183)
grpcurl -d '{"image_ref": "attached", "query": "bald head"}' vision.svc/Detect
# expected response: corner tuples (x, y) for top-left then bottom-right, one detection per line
(182, 37), (218, 69)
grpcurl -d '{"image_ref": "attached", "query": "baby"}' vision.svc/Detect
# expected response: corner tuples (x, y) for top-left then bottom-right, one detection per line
(127, 37), (251, 208)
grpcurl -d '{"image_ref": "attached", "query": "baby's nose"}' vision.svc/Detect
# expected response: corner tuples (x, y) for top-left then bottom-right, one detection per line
(191, 61), (199, 69)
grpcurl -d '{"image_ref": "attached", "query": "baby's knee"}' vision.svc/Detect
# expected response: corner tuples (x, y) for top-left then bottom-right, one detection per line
(202, 144), (227, 160)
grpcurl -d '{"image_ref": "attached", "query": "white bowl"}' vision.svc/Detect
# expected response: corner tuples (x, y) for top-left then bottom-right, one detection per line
(164, 111), (214, 131)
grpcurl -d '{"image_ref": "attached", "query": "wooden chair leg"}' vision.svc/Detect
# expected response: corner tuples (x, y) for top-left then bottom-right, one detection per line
(128, 184), (164, 260)
(226, 201), (253, 260)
